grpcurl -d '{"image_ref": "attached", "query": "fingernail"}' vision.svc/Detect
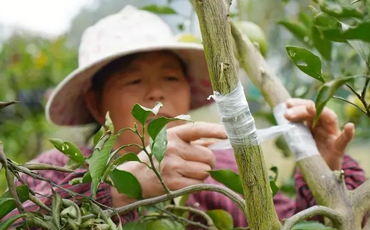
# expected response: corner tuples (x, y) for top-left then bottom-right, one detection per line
(285, 110), (294, 118)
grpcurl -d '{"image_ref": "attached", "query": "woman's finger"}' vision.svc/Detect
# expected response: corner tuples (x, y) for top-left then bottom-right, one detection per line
(175, 142), (216, 168)
(191, 139), (216, 147)
(334, 123), (355, 153)
(177, 161), (211, 180)
(286, 98), (315, 108)
(284, 105), (313, 122)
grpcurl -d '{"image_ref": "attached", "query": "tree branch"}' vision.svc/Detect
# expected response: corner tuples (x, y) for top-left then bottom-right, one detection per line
(165, 205), (215, 228)
(230, 20), (344, 208)
(158, 207), (216, 230)
(90, 184), (245, 219)
(191, 1), (281, 229)
(281, 206), (345, 230)
(0, 100), (18, 110)
(351, 180), (370, 218)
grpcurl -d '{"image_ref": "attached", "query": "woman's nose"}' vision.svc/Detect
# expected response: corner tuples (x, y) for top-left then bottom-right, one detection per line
(146, 84), (165, 101)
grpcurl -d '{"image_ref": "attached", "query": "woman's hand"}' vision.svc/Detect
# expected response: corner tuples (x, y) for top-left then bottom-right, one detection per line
(284, 98), (355, 170)
(112, 122), (227, 207)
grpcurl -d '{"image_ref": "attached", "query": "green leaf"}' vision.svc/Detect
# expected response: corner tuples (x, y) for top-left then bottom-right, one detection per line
(147, 115), (191, 140)
(145, 219), (184, 230)
(52, 190), (62, 229)
(270, 166), (278, 181)
(209, 170), (244, 195)
(69, 171), (92, 185)
(299, 11), (312, 29)
(320, 1), (363, 19)
(113, 152), (141, 166)
(0, 185), (29, 219)
(151, 125), (168, 163)
(269, 166), (279, 197)
(93, 126), (104, 147)
(312, 26), (332, 61)
(131, 103), (162, 126)
(0, 198), (15, 219)
(286, 46), (324, 82)
(110, 169), (142, 199)
(347, 39), (370, 65)
(278, 20), (310, 44)
(104, 112), (114, 133)
(206, 210), (233, 229)
(342, 22), (370, 42)
(122, 221), (147, 230)
(280, 177), (296, 197)
(101, 152), (141, 182)
(141, 5), (177, 15)
(292, 220), (336, 229)
(313, 12), (341, 29)
(321, 28), (347, 42)
(269, 180), (279, 197)
(49, 139), (85, 164)
(89, 133), (118, 197)
(177, 23), (184, 31)
(0, 213), (27, 230)
(314, 76), (359, 126)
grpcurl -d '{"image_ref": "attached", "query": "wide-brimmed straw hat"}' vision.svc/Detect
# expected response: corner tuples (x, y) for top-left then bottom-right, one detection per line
(45, 5), (214, 126)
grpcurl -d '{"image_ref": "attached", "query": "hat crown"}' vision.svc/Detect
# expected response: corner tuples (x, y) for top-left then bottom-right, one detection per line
(78, 5), (175, 67)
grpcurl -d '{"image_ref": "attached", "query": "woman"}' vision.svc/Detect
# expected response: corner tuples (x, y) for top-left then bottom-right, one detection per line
(7, 5), (365, 228)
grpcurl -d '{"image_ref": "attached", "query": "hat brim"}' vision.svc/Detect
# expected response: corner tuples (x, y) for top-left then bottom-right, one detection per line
(45, 42), (214, 126)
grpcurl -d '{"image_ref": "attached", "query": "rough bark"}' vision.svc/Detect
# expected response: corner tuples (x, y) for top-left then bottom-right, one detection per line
(191, 0), (281, 229)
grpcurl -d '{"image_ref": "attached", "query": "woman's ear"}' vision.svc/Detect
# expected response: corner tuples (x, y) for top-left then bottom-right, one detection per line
(85, 90), (105, 125)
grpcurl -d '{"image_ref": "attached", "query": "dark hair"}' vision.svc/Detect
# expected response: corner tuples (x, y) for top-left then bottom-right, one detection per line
(91, 50), (188, 93)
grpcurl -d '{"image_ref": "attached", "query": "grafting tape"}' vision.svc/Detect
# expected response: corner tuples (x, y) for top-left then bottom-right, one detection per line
(208, 82), (319, 161)
(208, 82), (258, 146)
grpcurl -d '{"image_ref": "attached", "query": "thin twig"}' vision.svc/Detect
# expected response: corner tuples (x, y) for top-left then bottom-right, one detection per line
(136, 128), (171, 195)
(361, 77), (370, 102)
(8, 161), (113, 211)
(281, 206), (344, 230)
(83, 184), (245, 220)
(0, 100), (18, 110)
(158, 207), (215, 230)
(165, 205), (216, 228)
(332, 96), (369, 116)
(142, 213), (212, 229)
(345, 83), (362, 98)
(22, 163), (74, 173)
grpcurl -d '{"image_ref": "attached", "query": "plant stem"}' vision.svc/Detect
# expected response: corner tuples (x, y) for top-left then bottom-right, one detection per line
(159, 207), (217, 230)
(136, 128), (171, 195)
(345, 83), (361, 99)
(144, 213), (213, 230)
(332, 96), (369, 116)
(8, 161), (112, 211)
(165, 205), (216, 228)
(0, 100), (18, 110)
(281, 206), (344, 230)
(191, 1), (281, 229)
(97, 184), (245, 219)
(22, 163), (74, 173)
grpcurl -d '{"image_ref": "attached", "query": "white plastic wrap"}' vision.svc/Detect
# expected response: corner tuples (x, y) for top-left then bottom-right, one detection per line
(272, 103), (319, 160)
(208, 123), (295, 150)
(208, 82), (258, 146)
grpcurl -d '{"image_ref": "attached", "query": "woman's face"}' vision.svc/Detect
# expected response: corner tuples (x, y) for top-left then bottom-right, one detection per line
(88, 51), (191, 152)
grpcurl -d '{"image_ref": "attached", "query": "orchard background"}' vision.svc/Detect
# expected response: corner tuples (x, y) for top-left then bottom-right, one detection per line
(0, 0), (369, 197)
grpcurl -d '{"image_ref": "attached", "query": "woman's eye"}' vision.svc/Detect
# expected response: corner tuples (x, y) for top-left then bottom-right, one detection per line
(127, 79), (141, 85)
(165, 76), (179, 81)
